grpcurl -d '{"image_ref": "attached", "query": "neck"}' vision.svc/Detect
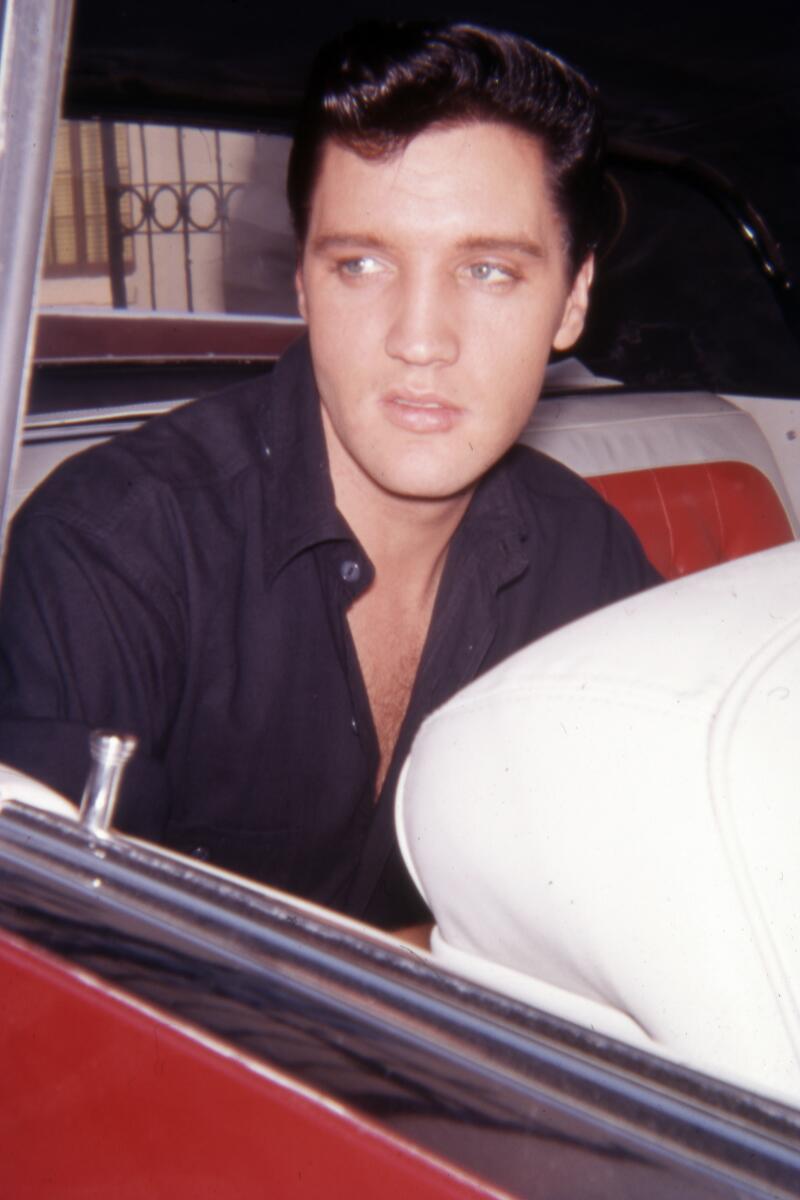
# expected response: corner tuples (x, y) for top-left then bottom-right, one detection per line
(354, 486), (471, 581)
(324, 422), (473, 599)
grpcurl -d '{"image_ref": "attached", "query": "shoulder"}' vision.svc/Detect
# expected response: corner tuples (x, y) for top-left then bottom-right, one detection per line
(9, 338), (321, 598)
(503, 443), (615, 518)
(501, 444), (662, 591)
(5, 376), (280, 643)
(20, 373), (271, 533)
(19, 336), (317, 542)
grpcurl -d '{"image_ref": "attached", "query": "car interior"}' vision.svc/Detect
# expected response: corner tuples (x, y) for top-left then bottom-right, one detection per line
(2, 7), (800, 1177)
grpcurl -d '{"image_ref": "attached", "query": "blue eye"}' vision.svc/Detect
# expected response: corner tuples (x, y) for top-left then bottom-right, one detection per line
(339, 256), (381, 277)
(469, 262), (514, 283)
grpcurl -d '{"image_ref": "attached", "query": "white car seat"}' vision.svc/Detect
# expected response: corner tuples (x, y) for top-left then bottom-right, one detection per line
(0, 762), (77, 818)
(396, 541), (800, 1104)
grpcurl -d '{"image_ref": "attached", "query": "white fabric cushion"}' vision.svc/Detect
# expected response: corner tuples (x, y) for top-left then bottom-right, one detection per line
(0, 762), (77, 818)
(396, 542), (800, 1103)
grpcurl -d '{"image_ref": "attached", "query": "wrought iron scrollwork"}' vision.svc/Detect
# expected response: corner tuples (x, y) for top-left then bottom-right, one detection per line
(115, 180), (244, 236)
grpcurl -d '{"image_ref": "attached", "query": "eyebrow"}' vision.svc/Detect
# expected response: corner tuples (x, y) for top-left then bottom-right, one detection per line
(454, 236), (545, 259)
(309, 233), (546, 259)
(309, 233), (387, 254)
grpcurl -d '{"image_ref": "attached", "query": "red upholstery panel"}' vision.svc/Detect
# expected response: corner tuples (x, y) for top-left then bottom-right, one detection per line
(587, 461), (794, 580)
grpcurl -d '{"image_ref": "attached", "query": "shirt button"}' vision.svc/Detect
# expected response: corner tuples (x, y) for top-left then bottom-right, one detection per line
(191, 845), (210, 861)
(340, 559), (361, 583)
(351, 717), (358, 733)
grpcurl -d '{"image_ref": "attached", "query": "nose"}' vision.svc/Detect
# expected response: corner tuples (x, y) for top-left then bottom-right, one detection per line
(384, 268), (459, 366)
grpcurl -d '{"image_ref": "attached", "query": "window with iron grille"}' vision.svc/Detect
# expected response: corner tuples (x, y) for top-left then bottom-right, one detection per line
(44, 122), (134, 277)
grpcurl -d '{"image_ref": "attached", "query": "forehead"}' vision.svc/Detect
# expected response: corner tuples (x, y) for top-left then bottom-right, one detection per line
(307, 121), (563, 248)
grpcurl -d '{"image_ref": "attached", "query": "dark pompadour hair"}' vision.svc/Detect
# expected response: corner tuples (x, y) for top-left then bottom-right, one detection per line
(287, 20), (606, 276)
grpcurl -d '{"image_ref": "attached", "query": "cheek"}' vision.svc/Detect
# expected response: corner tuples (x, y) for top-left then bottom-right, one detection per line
(468, 309), (553, 384)
(307, 317), (375, 421)
(468, 333), (550, 435)
(310, 283), (388, 354)
(467, 284), (565, 345)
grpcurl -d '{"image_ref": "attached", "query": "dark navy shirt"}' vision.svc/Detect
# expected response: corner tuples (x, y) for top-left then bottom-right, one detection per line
(0, 338), (660, 926)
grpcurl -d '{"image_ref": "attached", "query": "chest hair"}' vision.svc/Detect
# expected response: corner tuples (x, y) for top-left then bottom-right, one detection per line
(348, 597), (432, 797)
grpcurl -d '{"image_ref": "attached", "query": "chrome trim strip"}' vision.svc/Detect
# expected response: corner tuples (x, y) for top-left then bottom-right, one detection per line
(0, 0), (74, 557)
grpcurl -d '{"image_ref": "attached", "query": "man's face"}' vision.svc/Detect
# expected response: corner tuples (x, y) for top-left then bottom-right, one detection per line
(296, 121), (592, 506)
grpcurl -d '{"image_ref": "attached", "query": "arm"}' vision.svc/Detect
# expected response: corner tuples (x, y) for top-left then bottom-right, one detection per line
(0, 506), (183, 833)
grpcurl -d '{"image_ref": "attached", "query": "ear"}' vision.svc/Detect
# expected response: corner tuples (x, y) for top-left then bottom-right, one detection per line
(552, 254), (594, 352)
(295, 260), (308, 321)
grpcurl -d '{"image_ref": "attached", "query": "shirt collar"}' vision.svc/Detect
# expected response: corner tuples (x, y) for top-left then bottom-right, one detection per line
(258, 336), (354, 581)
(451, 447), (533, 593)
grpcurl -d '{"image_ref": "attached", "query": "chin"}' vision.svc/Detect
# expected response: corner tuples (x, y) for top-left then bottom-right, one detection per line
(375, 467), (479, 504)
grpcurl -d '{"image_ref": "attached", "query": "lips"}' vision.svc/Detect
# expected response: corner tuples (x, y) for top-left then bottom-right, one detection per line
(380, 390), (461, 434)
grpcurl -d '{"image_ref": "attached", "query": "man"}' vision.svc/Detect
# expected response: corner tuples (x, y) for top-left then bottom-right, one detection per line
(0, 21), (659, 928)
